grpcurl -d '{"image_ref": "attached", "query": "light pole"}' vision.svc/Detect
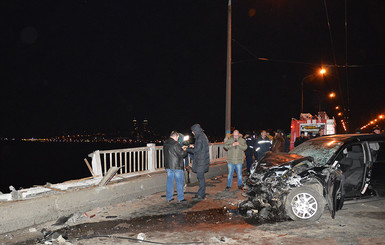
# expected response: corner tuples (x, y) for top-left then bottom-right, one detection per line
(225, 0), (232, 136)
(301, 68), (326, 113)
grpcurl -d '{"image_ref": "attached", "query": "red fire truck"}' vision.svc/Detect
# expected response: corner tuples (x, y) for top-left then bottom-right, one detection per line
(290, 112), (336, 150)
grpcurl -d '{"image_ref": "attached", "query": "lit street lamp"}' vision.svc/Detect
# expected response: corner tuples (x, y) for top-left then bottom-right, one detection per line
(329, 92), (336, 98)
(301, 68), (327, 113)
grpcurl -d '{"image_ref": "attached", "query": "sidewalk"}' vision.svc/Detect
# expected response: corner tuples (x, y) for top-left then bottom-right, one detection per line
(1, 171), (247, 244)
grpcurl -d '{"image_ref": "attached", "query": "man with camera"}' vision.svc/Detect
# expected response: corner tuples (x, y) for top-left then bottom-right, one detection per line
(224, 130), (247, 190)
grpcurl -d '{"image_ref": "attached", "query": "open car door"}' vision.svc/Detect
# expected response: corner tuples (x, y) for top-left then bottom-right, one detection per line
(326, 169), (344, 218)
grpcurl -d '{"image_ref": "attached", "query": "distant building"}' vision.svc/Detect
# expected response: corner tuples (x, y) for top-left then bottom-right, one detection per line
(129, 118), (157, 142)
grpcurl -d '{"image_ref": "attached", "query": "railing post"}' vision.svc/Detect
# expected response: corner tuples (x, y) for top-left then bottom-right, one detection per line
(147, 143), (156, 172)
(209, 144), (214, 162)
(89, 150), (103, 177)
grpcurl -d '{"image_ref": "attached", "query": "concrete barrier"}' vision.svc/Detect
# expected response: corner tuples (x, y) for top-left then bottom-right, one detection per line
(0, 161), (228, 234)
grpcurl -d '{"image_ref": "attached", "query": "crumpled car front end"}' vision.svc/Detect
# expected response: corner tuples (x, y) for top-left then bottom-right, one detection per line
(239, 152), (329, 221)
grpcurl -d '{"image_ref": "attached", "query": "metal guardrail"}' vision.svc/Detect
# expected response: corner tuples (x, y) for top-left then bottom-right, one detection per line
(89, 142), (227, 177)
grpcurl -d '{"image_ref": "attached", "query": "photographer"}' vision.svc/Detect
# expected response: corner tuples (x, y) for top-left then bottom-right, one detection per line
(224, 130), (247, 190)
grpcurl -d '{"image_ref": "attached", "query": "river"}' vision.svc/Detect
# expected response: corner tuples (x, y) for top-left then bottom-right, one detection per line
(0, 141), (146, 193)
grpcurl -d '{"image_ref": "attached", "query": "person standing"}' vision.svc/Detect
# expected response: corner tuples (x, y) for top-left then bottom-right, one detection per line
(244, 132), (255, 172)
(315, 128), (325, 137)
(187, 124), (210, 200)
(254, 130), (272, 160)
(373, 126), (381, 134)
(294, 132), (307, 147)
(224, 130), (247, 190)
(163, 131), (187, 203)
(281, 130), (290, 152)
(271, 130), (285, 153)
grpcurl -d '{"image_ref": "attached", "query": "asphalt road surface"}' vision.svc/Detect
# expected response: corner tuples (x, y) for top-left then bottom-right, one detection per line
(2, 174), (385, 245)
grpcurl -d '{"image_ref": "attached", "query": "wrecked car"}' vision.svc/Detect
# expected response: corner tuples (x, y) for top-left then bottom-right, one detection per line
(240, 134), (385, 221)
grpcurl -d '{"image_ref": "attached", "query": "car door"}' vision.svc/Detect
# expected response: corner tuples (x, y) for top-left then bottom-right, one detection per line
(326, 168), (344, 218)
(368, 141), (385, 196)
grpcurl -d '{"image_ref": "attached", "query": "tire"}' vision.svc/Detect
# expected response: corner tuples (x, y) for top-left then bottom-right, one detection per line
(285, 186), (325, 221)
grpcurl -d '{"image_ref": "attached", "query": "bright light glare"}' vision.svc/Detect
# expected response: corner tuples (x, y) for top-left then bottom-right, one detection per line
(319, 68), (326, 75)
(329, 92), (336, 98)
(183, 135), (189, 141)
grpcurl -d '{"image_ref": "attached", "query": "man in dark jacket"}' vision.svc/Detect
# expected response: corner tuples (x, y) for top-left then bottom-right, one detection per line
(254, 130), (272, 160)
(294, 131), (307, 147)
(187, 124), (210, 200)
(164, 131), (187, 203)
(244, 132), (255, 172)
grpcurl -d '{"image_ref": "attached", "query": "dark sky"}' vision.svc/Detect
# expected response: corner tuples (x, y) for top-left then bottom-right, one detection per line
(1, 0), (385, 138)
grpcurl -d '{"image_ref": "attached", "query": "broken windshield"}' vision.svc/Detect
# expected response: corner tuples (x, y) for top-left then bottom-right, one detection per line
(290, 139), (342, 166)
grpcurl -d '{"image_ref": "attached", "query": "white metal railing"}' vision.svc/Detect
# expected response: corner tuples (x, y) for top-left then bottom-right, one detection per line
(88, 142), (226, 177)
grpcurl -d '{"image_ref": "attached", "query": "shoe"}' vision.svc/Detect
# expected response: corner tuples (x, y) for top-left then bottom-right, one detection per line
(167, 198), (174, 202)
(224, 186), (231, 191)
(192, 196), (204, 201)
(177, 199), (187, 203)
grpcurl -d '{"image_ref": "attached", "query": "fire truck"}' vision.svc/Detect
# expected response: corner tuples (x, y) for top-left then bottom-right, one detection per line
(290, 112), (336, 150)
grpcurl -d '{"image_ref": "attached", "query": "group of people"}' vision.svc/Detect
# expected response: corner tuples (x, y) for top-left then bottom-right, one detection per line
(162, 125), (289, 202)
(163, 124), (210, 203)
(223, 129), (289, 191)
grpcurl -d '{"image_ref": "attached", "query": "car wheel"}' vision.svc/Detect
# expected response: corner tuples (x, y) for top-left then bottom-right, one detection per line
(285, 187), (325, 221)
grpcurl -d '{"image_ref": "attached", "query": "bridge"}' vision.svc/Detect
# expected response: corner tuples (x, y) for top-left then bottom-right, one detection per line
(0, 142), (228, 234)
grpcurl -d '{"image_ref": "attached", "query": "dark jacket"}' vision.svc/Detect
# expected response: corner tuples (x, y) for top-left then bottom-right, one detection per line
(244, 135), (256, 156)
(283, 135), (290, 152)
(187, 124), (210, 173)
(163, 138), (187, 170)
(294, 136), (307, 147)
(254, 136), (272, 160)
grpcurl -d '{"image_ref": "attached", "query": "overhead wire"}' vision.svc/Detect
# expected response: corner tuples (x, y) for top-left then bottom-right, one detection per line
(345, 0), (350, 113)
(232, 39), (385, 68)
(322, 0), (345, 112)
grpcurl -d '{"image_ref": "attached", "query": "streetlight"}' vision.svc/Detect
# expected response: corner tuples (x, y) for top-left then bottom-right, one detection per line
(329, 92), (336, 98)
(301, 68), (327, 113)
(335, 106), (340, 110)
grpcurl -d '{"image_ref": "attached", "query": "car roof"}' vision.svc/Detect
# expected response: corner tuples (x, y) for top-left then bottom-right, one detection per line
(308, 133), (385, 143)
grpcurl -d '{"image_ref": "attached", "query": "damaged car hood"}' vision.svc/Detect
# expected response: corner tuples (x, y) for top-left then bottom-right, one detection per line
(255, 152), (314, 170)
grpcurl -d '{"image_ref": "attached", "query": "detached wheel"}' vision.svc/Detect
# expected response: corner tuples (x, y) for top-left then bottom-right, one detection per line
(285, 187), (325, 221)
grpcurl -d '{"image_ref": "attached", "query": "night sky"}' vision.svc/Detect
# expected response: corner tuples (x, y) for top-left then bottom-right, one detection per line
(1, 0), (385, 138)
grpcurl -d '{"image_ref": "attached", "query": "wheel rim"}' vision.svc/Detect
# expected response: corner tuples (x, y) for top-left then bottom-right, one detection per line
(291, 192), (318, 219)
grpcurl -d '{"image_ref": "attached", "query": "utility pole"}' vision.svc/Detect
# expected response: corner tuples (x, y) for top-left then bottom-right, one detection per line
(225, 0), (232, 136)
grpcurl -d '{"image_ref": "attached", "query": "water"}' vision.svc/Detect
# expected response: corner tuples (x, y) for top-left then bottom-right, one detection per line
(0, 141), (146, 193)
